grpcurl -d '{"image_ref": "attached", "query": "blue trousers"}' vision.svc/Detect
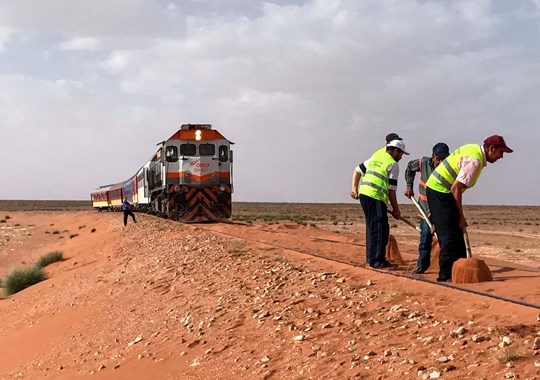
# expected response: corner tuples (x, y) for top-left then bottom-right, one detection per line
(417, 218), (434, 270)
(359, 195), (389, 268)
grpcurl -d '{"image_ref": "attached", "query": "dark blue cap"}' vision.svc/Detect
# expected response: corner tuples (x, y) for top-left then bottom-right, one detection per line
(432, 142), (450, 159)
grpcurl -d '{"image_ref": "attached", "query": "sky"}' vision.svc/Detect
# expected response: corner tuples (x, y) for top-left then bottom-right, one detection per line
(1, 0), (539, 205)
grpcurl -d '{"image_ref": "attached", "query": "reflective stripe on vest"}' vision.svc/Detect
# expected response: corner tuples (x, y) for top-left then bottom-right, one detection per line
(418, 156), (432, 212)
(426, 144), (483, 193)
(359, 151), (396, 203)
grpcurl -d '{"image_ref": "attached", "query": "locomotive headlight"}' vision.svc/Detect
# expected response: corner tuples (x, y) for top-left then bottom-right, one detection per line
(174, 185), (181, 192)
(195, 130), (202, 141)
(219, 185), (226, 192)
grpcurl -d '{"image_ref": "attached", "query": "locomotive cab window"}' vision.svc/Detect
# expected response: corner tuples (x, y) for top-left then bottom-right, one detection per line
(180, 143), (196, 156)
(219, 145), (228, 162)
(165, 146), (178, 162)
(199, 143), (215, 156)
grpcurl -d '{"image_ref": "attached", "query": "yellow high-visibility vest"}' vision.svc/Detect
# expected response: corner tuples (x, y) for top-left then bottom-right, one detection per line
(426, 144), (484, 193)
(359, 150), (396, 203)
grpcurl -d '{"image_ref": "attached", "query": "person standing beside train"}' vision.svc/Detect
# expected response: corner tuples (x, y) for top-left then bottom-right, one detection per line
(350, 139), (409, 268)
(426, 135), (513, 282)
(403, 142), (450, 274)
(122, 198), (137, 226)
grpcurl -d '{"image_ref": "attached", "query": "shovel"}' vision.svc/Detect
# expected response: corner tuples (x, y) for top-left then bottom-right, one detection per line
(387, 209), (421, 232)
(410, 197), (436, 237)
(463, 228), (472, 258)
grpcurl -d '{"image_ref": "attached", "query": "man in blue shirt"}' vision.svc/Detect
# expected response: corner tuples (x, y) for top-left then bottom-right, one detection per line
(122, 198), (137, 226)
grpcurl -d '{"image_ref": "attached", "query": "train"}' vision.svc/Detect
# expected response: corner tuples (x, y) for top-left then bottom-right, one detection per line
(91, 123), (234, 222)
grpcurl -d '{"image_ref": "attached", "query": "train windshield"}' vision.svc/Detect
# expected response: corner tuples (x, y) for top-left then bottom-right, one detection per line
(180, 143), (196, 156)
(165, 146), (178, 162)
(199, 143), (215, 156)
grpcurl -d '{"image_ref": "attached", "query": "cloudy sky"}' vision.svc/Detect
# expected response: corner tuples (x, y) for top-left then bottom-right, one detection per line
(1, 0), (539, 205)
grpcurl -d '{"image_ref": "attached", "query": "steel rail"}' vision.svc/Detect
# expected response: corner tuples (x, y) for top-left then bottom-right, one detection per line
(205, 227), (540, 311)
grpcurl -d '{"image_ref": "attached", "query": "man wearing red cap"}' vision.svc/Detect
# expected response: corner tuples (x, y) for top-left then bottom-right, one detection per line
(425, 135), (513, 282)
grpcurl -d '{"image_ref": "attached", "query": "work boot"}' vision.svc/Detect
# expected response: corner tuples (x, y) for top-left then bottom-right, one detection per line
(378, 261), (398, 269)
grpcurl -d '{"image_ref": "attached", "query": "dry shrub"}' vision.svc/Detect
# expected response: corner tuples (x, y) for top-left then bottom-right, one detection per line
(36, 251), (65, 269)
(497, 349), (523, 365)
(4, 267), (47, 295)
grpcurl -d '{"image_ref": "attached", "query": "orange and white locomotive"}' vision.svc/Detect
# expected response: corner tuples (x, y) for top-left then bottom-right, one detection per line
(91, 123), (234, 222)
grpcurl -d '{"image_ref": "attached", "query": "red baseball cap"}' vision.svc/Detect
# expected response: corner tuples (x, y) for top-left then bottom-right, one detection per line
(483, 135), (513, 153)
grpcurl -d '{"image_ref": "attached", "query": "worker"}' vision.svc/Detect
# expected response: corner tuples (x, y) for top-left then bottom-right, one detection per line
(351, 139), (409, 268)
(404, 142), (450, 274)
(425, 135), (513, 282)
(350, 133), (402, 199)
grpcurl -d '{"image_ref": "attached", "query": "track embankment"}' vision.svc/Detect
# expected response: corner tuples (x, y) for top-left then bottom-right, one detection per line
(0, 211), (538, 380)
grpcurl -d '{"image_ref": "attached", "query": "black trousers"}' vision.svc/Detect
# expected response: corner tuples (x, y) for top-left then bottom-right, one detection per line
(359, 195), (389, 268)
(123, 210), (136, 226)
(427, 187), (466, 280)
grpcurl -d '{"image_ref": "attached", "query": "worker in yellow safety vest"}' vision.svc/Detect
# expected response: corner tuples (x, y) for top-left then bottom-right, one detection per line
(351, 139), (409, 268)
(425, 135), (513, 282)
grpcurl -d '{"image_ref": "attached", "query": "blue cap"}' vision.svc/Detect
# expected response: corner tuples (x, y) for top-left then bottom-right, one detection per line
(432, 143), (450, 159)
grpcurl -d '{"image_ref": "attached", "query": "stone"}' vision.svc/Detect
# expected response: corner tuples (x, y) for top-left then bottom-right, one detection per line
(436, 356), (449, 363)
(499, 336), (512, 348)
(472, 335), (486, 343)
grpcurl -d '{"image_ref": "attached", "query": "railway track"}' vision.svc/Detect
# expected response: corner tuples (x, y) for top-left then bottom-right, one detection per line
(201, 222), (540, 311)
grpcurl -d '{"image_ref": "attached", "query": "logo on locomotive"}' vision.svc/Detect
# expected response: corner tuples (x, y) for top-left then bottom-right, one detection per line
(190, 158), (210, 173)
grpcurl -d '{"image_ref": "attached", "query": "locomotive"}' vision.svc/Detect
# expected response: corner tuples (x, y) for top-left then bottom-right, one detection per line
(91, 124), (234, 222)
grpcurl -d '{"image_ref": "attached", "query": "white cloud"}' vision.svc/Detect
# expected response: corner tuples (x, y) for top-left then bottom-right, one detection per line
(102, 51), (133, 74)
(0, 27), (13, 51)
(0, 1), (539, 204)
(58, 37), (101, 51)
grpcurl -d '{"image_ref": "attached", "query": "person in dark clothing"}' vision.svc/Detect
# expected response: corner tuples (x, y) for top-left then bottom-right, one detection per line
(122, 198), (137, 226)
(425, 135), (513, 282)
(404, 142), (450, 274)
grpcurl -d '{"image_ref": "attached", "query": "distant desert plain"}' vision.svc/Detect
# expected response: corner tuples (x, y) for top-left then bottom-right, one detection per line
(0, 201), (539, 379)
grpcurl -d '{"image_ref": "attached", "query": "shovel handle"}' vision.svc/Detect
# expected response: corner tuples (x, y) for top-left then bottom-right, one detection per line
(410, 197), (437, 238)
(410, 197), (434, 230)
(387, 209), (421, 232)
(463, 228), (472, 258)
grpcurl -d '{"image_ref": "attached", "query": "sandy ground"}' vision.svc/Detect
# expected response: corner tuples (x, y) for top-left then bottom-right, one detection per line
(0, 211), (539, 380)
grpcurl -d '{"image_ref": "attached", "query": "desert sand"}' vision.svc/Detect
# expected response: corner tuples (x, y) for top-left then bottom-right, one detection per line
(0, 209), (539, 380)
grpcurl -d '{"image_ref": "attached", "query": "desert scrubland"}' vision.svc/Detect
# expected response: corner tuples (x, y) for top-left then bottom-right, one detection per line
(0, 202), (538, 379)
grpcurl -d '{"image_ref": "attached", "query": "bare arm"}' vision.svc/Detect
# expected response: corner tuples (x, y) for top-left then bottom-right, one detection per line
(450, 180), (468, 229)
(350, 169), (361, 199)
(388, 189), (401, 220)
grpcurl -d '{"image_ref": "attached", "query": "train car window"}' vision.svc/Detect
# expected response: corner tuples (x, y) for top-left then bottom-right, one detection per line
(219, 145), (228, 162)
(199, 143), (215, 156)
(180, 143), (196, 156)
(165, 146), (178, 162)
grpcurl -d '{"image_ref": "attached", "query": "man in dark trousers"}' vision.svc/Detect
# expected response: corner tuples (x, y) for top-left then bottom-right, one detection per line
(426, 135), (513, 282)
(350, 133), (402, 199)
(404, 142), (450, 274)
(122, 198), (137, 226)
(351, 139), (409, 268)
